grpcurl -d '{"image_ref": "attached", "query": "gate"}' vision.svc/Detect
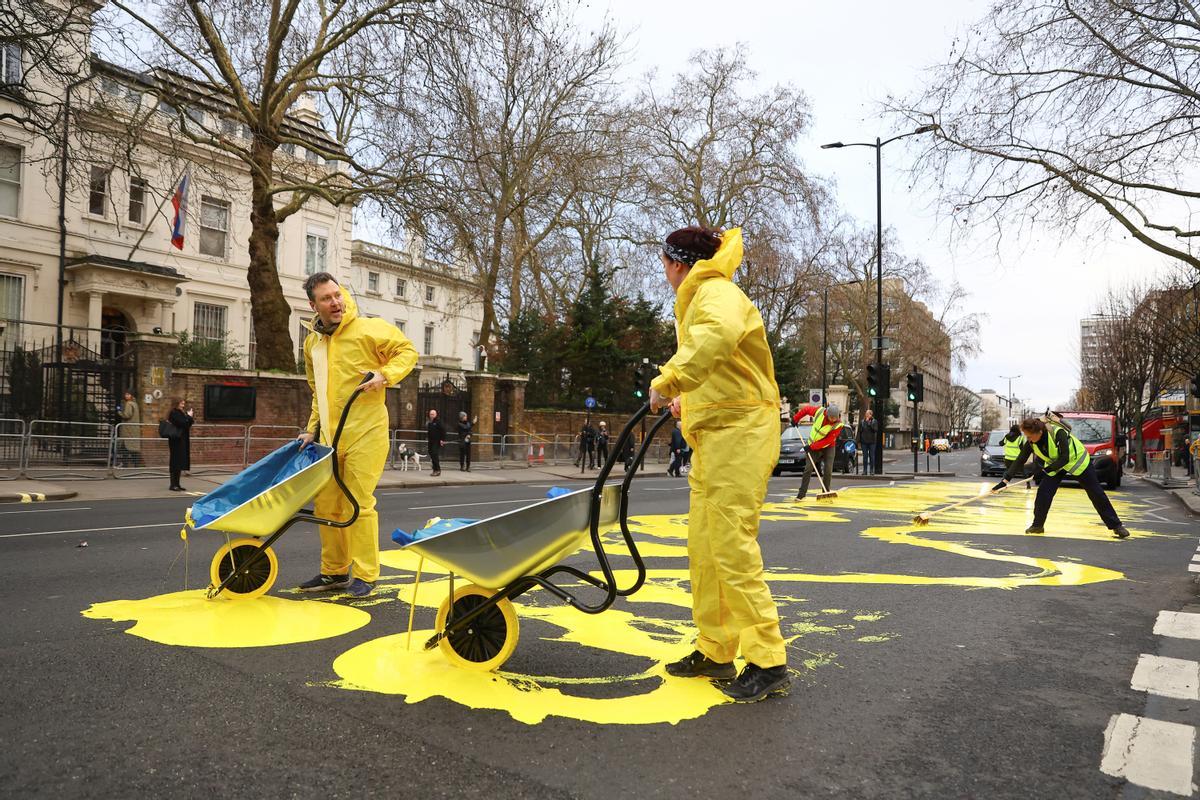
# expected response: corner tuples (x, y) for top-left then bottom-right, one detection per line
(417, 376), (471, 426)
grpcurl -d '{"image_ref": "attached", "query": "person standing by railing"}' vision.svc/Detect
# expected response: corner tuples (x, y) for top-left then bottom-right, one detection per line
(457, 411), (472, 472)
(165, 398), (193, 491)
(117, 391), (141, 467)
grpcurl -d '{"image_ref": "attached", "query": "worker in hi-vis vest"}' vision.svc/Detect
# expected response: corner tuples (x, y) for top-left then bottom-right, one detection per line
(792, 402), (844, 501)
(1000, 424), (1030, 490)
(995, 417), (1129, 538)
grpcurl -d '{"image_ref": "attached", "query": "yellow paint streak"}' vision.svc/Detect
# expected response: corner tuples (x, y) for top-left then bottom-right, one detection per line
(82, 590), (371, 648)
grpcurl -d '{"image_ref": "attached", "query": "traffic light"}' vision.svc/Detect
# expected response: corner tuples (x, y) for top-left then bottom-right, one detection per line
(867, 363), (891, 398)
(633, 361), (647, 399)
(1192, 372), (1200, 398)
(906, 372), (924, 403)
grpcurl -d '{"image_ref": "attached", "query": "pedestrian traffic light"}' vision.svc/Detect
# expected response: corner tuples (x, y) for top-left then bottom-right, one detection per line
(1192, 372), (1200, 398)
(633, 362), (647, 399)
(867, 363), (890, 398)
(906, 372), (924, 403)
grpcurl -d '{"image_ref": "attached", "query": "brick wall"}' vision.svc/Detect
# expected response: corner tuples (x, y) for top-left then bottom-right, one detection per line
(523, 408), (627, 438)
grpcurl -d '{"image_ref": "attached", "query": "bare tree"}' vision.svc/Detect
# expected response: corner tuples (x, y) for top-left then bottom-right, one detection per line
(83, 0), (438, 368)
(946, 384), (982, 436)
(390, 0), (622, 346)
(893, 0), (1200, 275)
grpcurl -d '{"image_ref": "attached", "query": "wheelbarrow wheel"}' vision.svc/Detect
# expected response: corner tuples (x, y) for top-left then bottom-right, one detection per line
(435, 584), (519, 672)
(209, 538), (278, 600)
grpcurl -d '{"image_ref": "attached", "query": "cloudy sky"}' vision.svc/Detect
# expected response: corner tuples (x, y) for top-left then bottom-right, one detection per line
(572, 0), (1177, 411)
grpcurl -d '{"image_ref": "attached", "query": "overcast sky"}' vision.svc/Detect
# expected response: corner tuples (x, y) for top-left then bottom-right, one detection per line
(563, 0), (1178, 411)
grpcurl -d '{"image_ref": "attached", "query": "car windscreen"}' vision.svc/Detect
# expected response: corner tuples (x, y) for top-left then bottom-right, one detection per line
(1063, 417), (1110, 444)
(782, 426), (813, 441)
(987, 431), (1006, 446)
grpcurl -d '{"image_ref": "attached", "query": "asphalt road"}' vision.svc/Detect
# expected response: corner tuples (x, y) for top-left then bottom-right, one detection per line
(0, 466), (1196, 798)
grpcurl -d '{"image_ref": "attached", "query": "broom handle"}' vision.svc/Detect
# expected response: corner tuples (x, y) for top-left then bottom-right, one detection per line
(797, 430), (832, 493)
(923, 476), (1034, 519)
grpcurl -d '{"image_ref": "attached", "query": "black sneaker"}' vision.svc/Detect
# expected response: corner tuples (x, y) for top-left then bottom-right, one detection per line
(794, 492), (806, 501)
(297, 573), (350, 592)
(722, 664), (790, 703)
(1112, 525), (1130, 539)
(665, 650), (736, 680)
(1025, 524), (1045, 534)
(346, 578), (374, 598)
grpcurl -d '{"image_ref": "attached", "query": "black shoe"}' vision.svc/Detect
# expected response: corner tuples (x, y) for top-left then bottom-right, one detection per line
(169, 485), (185, 492)
(794, 492), (806, 501)
(1112, 525), (1130, 539)
(665, 650), (737, 680)
(722, 664), (790, 703)
(1025, 524), (1044, 534)
(297, 573), (351, 592)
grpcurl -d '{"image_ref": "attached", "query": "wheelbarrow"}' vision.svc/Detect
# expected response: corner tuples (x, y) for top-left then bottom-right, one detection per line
(393, 403), (675, 671)
(188, 374), (376, 599)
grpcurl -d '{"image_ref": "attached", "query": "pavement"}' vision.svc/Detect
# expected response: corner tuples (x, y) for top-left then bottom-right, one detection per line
(2, 460), (1198, 798)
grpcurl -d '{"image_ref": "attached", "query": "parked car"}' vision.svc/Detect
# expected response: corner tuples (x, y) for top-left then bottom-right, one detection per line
(979, 430), (1036, 478)
(774, 424), (853, 476)
(928, 438), (951, 454)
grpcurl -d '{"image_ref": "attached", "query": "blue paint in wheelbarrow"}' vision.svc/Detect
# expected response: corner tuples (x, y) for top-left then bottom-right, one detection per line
(391, 518), (479, 546)
(189, 442), (334, 534)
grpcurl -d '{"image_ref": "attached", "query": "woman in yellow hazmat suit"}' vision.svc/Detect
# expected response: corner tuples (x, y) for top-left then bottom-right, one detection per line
(296, 272), (418, 598)
(648, 226), (789, 703)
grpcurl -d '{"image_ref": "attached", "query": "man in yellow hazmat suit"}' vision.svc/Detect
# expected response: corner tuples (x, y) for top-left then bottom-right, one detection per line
(296, 272), (418, 598)
(648, 226), (790, 703)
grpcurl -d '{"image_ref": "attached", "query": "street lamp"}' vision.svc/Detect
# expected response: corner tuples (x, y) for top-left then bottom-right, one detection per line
(821, 123), (938, 473)
(999, 374), (1020, 425)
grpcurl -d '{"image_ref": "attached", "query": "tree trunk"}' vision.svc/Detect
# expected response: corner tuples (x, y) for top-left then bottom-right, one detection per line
(247, 139), (295, 370)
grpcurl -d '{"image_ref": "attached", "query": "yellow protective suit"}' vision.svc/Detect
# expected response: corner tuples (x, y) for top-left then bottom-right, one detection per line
(304, 291), (418, 583)
(650, 228), (787, 668)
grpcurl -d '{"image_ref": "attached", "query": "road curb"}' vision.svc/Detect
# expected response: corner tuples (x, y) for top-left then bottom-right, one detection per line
(0, 487), (78, 503)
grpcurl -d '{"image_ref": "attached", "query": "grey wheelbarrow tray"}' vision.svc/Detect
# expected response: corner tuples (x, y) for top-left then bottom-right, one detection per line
(404, 403), (675, 659)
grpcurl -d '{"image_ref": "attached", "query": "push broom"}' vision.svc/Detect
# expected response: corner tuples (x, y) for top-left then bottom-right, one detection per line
(911, 476), (1033, 526)
(797, 432), (838, 501)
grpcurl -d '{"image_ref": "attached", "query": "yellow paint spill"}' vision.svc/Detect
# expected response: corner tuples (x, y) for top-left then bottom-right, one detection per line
(82, 590), (371, 648)
(857, 634), (898, 643)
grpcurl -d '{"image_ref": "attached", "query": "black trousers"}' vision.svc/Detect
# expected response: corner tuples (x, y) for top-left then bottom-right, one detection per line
(1033, 462), (1121, 529)
(860, 443), (875, 474)
(429, 444), (441, 472)
(459, 442), (470, 469)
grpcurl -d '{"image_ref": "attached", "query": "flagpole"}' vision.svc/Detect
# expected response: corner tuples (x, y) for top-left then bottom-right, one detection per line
(125, 166), (188, 261)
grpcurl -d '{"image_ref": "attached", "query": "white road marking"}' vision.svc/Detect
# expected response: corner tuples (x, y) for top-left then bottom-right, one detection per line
(1155, 611), (1200, 641)
(0, 522), (179, 539)
(1188, 562), (1200, 574)
(644, 487), (689, 491)
(1131, 654), (1200, 700)
(409, 498), (547, 511)
(0, 506), (90, 515)
(1100, 713), (1196, 796)
(379, 491), (425, 496)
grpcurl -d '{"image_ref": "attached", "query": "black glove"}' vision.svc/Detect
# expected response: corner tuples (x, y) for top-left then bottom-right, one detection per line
(991, 479), (1008, 493)
(803, 444), (813, 455)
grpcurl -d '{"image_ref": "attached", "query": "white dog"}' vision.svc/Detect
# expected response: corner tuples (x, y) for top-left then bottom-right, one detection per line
(397, 444), (423, 472)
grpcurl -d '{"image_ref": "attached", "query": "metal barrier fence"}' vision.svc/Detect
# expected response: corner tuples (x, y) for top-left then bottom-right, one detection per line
(24, 420), (114, 479)
(0, 420), (674, 478)
(0, 418), (25, 480)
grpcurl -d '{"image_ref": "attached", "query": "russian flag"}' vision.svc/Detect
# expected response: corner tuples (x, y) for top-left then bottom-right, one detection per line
(170, 172), (189, 250)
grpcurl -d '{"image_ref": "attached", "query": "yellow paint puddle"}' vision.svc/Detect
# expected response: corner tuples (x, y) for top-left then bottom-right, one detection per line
(82, 590), (371, 648)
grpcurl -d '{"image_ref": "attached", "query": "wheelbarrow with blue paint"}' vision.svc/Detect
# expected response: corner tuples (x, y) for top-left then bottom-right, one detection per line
(187, 374), (376, 599)
(393, 403), (674, 671)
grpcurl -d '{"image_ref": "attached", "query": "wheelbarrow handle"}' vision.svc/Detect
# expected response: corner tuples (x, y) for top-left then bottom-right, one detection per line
(298, 371), (378, 530)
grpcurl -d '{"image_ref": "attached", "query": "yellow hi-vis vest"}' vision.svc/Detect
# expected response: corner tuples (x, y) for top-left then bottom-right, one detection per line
(1030, 424), (1091, 476)
(811, 407), (843, 444)
(1003, 434), (1024, 460)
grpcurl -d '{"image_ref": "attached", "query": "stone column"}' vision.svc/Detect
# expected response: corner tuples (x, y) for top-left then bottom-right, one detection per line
(466, 371), (496, 463)
(499, 374), (529, 439)
(129, 332), (179, 423)
(86, 291), (103, 350)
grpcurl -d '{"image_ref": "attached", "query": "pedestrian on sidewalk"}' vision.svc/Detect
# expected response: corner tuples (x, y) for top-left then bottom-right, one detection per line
(457, 411), (472, 472)
(117, 391), (142, 467)
(793, 402), (843, 500)
(427, 409), (446, 477)
(650, 225), (789, 703)
(995, 416), (1129, 538)
(857, 408), (877, 474)
(165, 398), (193, 491)
(296, 273), (418, 598)
(668, 421), (686, 476)
(596, 421), (609, 466)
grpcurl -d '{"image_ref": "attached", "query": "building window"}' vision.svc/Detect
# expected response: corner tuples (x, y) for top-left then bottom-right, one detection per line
(0, 274), (23, 347)
(423, 324), (434, 354)
(305, 147), (320, 164)
(128, 177), (146, 224)
(280, 142), (295, 156)
(367, 271), (379, 293)
(305, 230), (328, 275)
(424, 284), (435, 304)
(0, 143), (19, 218)
(394, 319), (406, 334)
(199, 196), (230, 257)
(88, 167), (109, 216)
(193, 302), (227, 344)
(298, 321), (307, 367)
(1, 43), (21, 85)
(396, 278), (406, 298)
(247, 319), (256, 370)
